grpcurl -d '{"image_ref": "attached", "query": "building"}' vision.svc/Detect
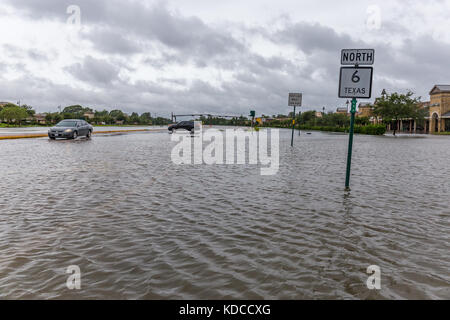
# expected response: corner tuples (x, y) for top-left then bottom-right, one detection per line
(83, 111), (95, 120)
(357, 103), (374, 117)
(34, 113), (47, 124)
(315, 112), (323, 118)
(427, 85), (450, 133)
(336, 107), (348, 115)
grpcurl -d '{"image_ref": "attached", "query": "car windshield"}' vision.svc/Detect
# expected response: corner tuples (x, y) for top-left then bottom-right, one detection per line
(56, 121), (77, 127)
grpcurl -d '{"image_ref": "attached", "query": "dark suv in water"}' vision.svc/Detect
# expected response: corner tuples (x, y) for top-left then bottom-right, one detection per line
(168, 121), (195, 133)
(48, 119), (93, 140)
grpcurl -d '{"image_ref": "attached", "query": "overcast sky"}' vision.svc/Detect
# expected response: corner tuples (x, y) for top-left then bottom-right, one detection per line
(1, 0), (450, 116)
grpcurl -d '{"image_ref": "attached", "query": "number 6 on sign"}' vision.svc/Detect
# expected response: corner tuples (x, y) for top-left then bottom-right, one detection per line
(352, 71), (360, 83)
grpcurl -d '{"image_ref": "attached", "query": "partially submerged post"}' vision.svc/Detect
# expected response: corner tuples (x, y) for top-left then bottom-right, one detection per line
(250, 110), (256, 130)
(339, 49), (375, 189)
(345, 98), (357, 189)
(288, 93), (302, 147)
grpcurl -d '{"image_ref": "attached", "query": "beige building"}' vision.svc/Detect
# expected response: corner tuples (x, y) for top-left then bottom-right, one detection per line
(427, 85), (450, 133)
(83, 111), (95, 120)
(34, 113), (47, 124)
(357, 103), (374, 117)
(336, 107), (348, 115)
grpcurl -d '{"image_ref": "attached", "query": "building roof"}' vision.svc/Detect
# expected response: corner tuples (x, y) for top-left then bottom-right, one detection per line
(442, 111), (450, 118)
(430, 85), (450, 95)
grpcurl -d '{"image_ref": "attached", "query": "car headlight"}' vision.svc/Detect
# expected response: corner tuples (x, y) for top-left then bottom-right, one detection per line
(64, 129), (73, 133)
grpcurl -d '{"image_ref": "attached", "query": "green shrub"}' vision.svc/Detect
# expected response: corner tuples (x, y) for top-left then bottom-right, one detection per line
(299, 124), (385, 135)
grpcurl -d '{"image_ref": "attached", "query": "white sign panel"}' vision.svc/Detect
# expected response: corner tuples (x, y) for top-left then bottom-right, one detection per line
(288, 93), (302, 106)
(341, 49), (375, 65)
(339, 67), (373, 99)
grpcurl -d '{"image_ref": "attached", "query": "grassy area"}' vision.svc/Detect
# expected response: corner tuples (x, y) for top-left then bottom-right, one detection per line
(0, 123), (48, 128)
(433, 132), (450, 135)
(298, 124), (386, 135)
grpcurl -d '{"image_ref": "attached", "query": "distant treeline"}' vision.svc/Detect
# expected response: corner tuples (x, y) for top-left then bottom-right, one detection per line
(45, 105), (171, 125)
(0, 103), (171, 126)
(194, 111), (386, 135)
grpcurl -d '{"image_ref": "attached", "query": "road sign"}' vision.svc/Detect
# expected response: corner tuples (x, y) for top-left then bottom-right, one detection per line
(339, 67), (373, 99)
(341, 49), (375, 65)
(340, 50), (375, 190)
(288, 93), (302, 107)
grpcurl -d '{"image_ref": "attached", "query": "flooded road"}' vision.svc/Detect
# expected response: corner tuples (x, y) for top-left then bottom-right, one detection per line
(0, 129), (448, 299)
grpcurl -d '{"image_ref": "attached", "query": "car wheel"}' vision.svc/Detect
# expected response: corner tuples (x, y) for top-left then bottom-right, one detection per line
(72, 131), (78, 139)
(86, 130), (92, 138)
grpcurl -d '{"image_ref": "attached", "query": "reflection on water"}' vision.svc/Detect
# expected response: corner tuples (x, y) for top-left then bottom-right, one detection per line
(0, 130), (448, 299)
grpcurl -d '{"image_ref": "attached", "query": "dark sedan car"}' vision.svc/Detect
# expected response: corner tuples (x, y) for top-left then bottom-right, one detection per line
(168, 121), (195, 133)
(48, 119), (93, 140)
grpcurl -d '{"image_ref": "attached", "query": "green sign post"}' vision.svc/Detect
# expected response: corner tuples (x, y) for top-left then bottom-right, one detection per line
(345, 98), (357, 189)
(339, 49), (374, 190)
(291, 106), (296, 147)
(250, 110), (255, 130)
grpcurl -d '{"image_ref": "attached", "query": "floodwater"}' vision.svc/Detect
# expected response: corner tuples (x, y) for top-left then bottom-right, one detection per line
(0, 129), (448, 299)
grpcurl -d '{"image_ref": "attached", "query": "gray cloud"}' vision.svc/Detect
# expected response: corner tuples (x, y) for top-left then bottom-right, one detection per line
(66, 56), (120, 85)
(274, 22), (360, 55)
(2, 0), (450, 116)
(84, 27), (142, 55)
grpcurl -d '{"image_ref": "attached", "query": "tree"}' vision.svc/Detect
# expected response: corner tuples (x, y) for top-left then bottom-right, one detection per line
(45, 112), (63, 124)
(0, 106), (29, 125)
(299, 111), (316, 125)
(140, 112), (152, 125)
(109, 110), (126, 122)
(22, 104), (35, 117)
(373, 91), (424, 136)
(63, 105), (84, 115)
(129, 112), (140, 124)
